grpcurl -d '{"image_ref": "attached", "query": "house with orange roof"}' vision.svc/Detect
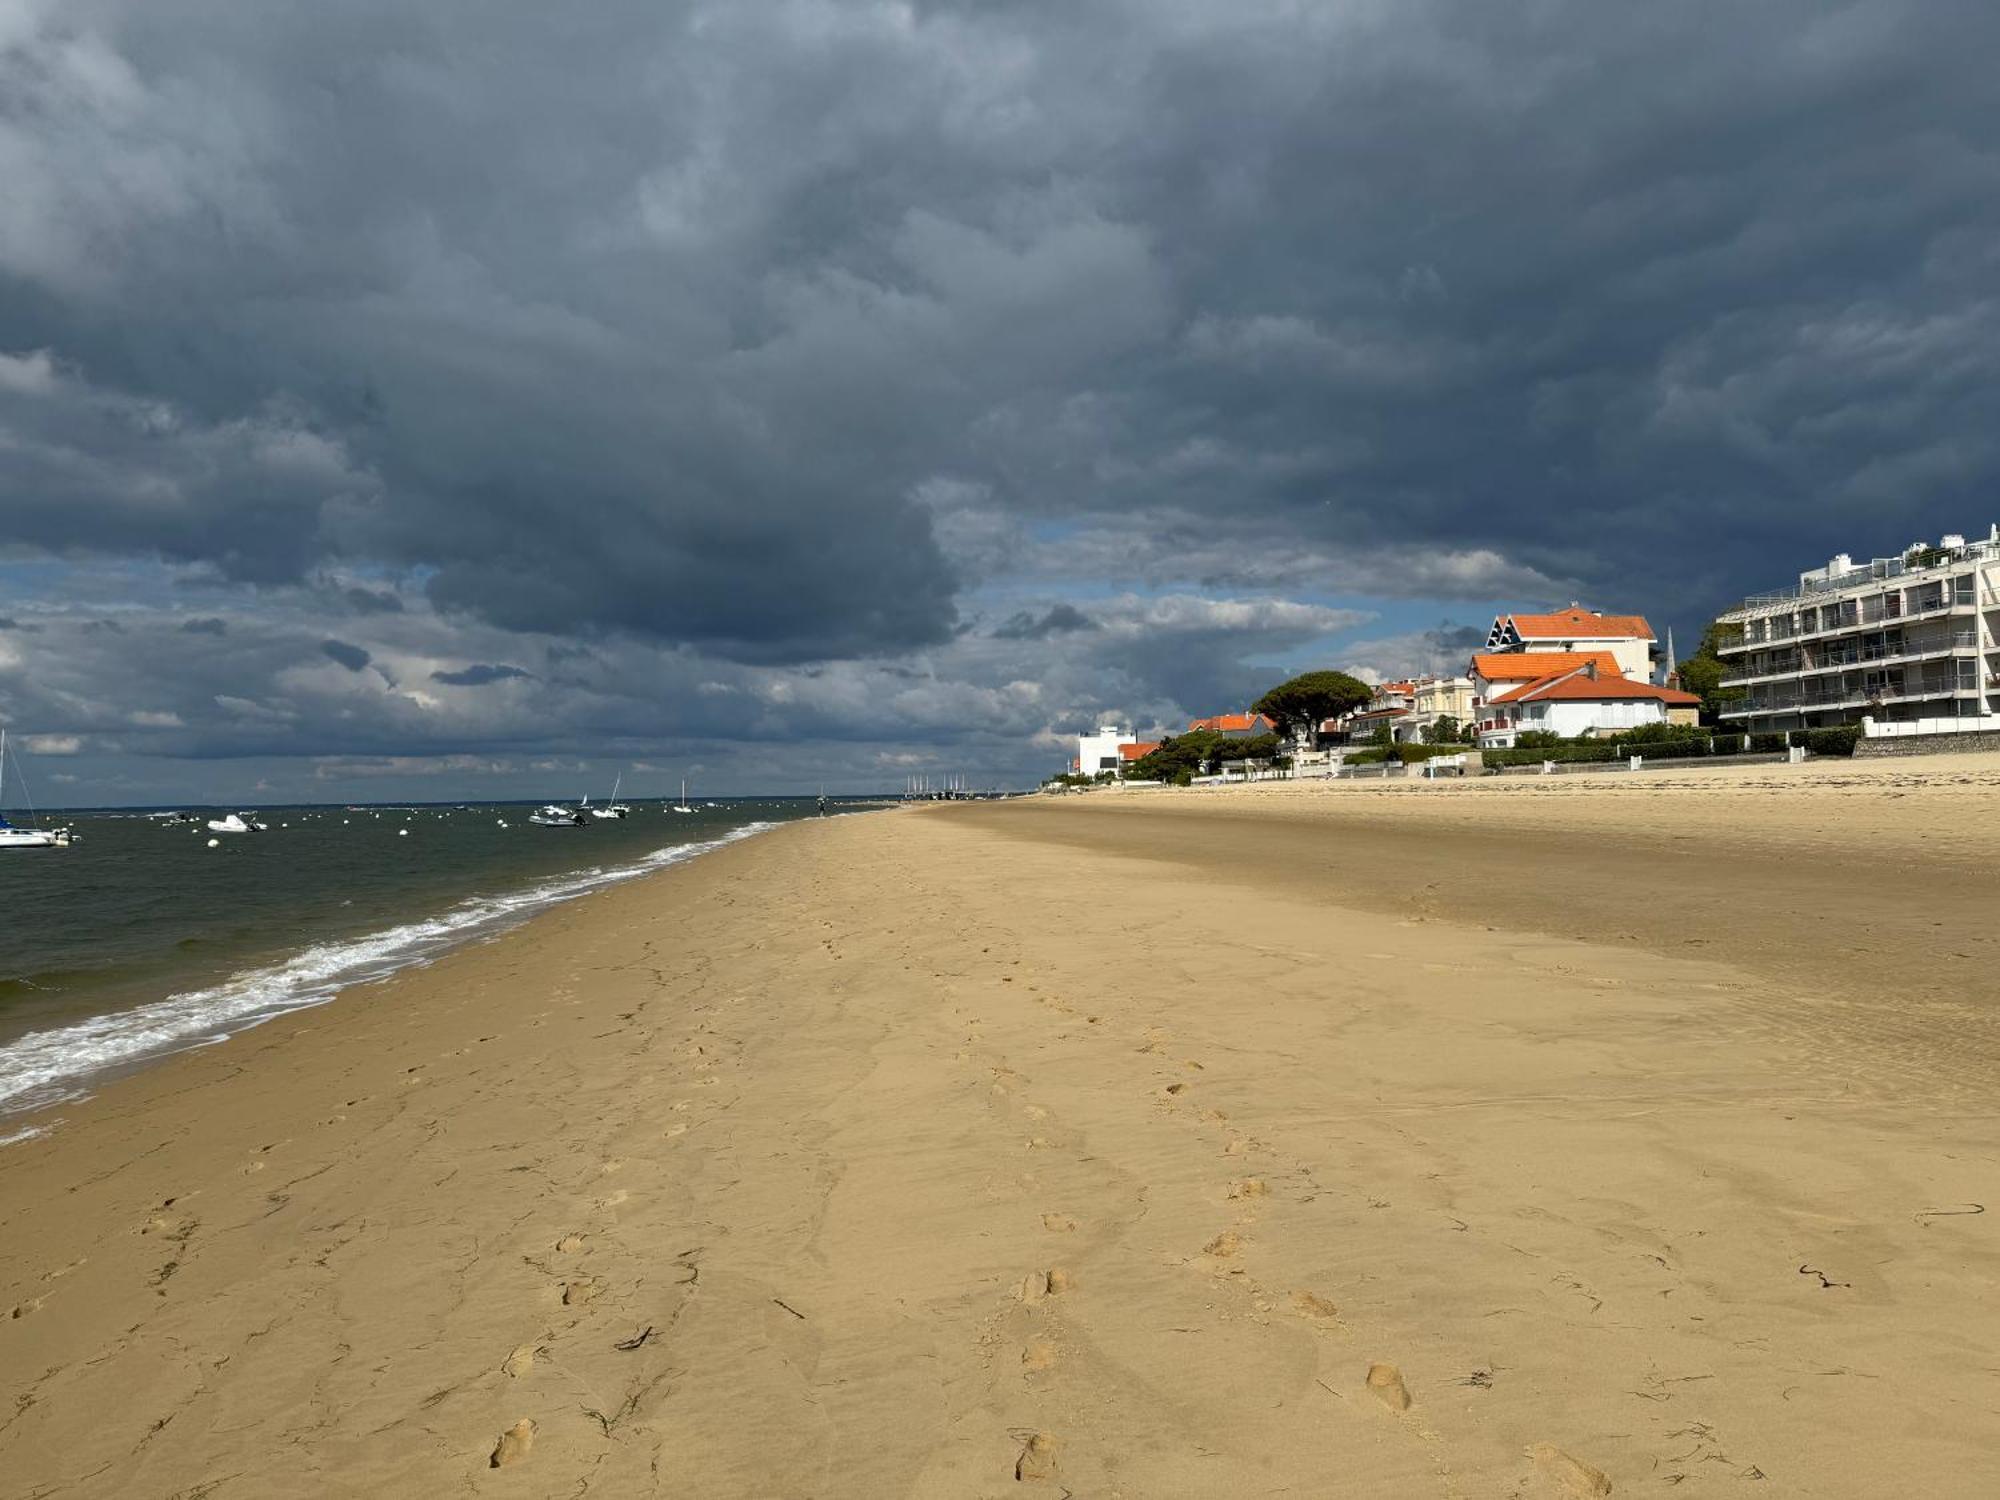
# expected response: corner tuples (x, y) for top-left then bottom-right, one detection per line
(1485, 605), (1656, 681)
(1187, 711), (1274, 737)
(1117, 741), (1161, 767)
(1467, 652), (1621, 739)
(1477, 661), (1701, 748)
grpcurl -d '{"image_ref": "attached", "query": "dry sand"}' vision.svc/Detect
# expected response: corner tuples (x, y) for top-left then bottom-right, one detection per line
(3, 754), (2000, 1496)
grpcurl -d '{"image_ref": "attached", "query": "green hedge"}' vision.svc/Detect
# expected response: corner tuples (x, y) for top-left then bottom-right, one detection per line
(1482, 742), (1619, 767)
(1391, 742), (1470, 763)
(1805, 725), (1862, 756)
(1345, 747), (1390, 765)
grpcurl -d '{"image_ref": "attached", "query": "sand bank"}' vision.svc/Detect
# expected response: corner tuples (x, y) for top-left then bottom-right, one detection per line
(3, 761), (1998, 1496)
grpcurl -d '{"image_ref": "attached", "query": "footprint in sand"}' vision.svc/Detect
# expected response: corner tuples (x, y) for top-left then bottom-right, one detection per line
(1021, 1341), (1058, 1373)
(490, 1418), (535, 1468)
(11, 1297), (44, 1319)
(1015, 1269), (1073, 1303)
(1291, 1291), (1339, 1323)
(555, 1233), (587, 1253)
(1527, 1443), (1612, 1496)
(1366, 1362), (1412, 1411)
(1040, 1213), (1076, 1233)
(1202, 1230), (1243, 1260)
(1227, 1179), (1268, 1200)
(562, 1277), (605, 1307)
(1014, 1432), (1059, 1482)
(502, 1345), (536, 1378)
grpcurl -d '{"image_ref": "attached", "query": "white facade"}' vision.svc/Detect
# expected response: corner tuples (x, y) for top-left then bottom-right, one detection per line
(1491, 697), (1668, 743)
(1074, 725), (1136, 776)
(1716, 528), (2000, 736)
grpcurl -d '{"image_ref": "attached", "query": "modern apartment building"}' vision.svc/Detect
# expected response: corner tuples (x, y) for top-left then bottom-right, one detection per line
(1714, 528), (2000, 736)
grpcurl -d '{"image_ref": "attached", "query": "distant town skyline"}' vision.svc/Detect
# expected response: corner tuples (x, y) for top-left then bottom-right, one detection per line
(2, 1), (1995, 801)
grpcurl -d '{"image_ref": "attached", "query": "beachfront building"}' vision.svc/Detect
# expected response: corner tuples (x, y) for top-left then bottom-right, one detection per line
(1073, 724), (1137, 776)
(1188, 711), (1275, 737)
(1334, 677), (1476, 745)
(1118, 741), (1161, 772)
(1410, 675), (1475, 737)
(1339, 681), (1414, 744)
(1485, 606), (1657, 681)
(1714, 529), (2000, 737)
(1478, 662), (1701, 747)
(1469, 651), (1621, 740)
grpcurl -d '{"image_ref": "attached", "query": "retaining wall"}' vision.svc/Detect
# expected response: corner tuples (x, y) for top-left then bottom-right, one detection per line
(1856, 730), (2000, 758)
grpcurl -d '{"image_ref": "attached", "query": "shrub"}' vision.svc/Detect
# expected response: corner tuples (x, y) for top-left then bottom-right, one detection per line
(1805, 724), (1862, 756)
(1514, 729), (1564, 748)
(1345, 748), (1390, 765)
(1748, 732), (1790, 753)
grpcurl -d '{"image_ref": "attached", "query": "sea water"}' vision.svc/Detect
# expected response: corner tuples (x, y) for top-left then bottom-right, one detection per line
(0, 798), (845, 1121)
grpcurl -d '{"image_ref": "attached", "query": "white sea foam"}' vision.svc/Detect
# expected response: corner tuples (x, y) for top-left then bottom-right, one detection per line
(0, 822), (775, 1123)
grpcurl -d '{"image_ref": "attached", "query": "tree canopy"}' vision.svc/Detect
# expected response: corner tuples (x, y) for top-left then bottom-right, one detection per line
(1125, 729), (1283, 782)
(1251, 670), (1372, 740)
(1675, 620), (1744, 724)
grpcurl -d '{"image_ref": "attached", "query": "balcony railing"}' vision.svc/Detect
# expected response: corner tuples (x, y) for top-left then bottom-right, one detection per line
(1721, 631), (1980, 687)
(1723, 678), (1981, 717)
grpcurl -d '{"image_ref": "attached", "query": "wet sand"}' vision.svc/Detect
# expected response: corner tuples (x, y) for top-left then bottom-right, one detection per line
(3, 756), (1999, 1496)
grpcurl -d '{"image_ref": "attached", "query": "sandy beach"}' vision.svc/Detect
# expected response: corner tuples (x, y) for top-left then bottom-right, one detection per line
(4, 756), (2000, 1497)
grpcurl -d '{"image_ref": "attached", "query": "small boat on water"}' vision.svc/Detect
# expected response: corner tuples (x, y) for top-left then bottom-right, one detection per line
(206, 812), (268, 834)
(591, 775), (631, 819)
(0, 730), (76, 849)
(672, 777), (695, 814)
(528, 803), (585, 827)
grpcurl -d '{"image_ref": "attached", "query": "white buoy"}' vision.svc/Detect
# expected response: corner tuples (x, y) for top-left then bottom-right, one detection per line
(207, 837), (220, 848)
(398, 828), (409, 836)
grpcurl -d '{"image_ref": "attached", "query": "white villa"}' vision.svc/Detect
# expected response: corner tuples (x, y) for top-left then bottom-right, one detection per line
(1479, 662), (1701, 747)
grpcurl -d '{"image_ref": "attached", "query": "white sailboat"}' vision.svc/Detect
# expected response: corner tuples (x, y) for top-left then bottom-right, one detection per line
(0, 729), (75, 849)
(672, 777), (695, 814)
(591, 774), (631, 819)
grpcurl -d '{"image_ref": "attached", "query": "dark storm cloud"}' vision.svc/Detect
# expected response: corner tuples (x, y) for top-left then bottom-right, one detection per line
(181, 618), (228, 635)
(321, 639), (371, 672)
(0, 1), (1994, 792)
(431, 663), (533, 687)
(6, 0), (1990, 650)
(992, 604), (1098, 641)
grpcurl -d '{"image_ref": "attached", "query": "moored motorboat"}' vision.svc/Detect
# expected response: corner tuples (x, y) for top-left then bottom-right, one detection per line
(528, 803), (585, 827)
(205, 812), (268, 834)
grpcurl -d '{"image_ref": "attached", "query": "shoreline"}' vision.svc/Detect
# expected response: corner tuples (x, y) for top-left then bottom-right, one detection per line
(0, 816), (784, 1129)
(3, 771), (1998, 1495)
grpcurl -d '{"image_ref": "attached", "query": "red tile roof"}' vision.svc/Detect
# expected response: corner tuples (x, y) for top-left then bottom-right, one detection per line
(1117, 740), (1161, 761)
(1470, 650), (1623, 682)
(1505, 608), (1654, 641)
(1188, 712), (1273, 733)
(1490, 671), (1701, 705)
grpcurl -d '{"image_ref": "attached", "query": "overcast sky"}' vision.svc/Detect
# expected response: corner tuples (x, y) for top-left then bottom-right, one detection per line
(2, 0), (1995, 801)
